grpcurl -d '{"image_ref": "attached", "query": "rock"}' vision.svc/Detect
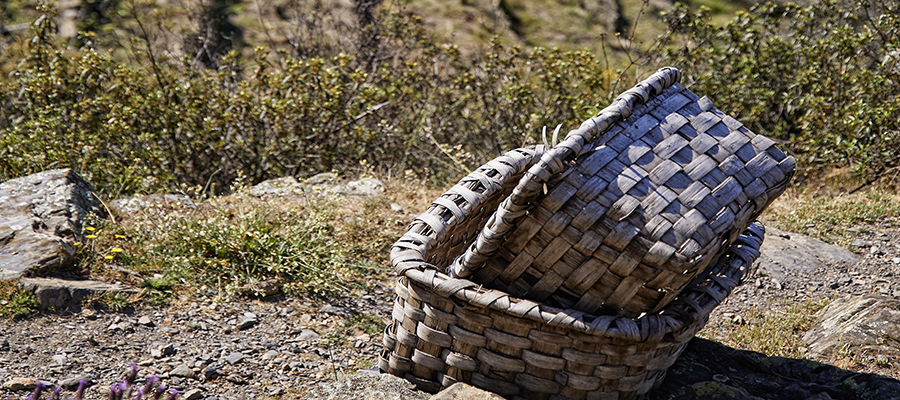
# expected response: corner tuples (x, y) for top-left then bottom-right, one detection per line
(301, 373), (429, 400)
(430, 383), (505, 399)
(647, 338), (900, 400)
(50, 354), (67, 366)
(298, 329), (320, 341)
(16, 277), (138, 311)
(0, 338), (9, 351)
(320, 304), (354, 318)
(182, 388), (204, 400)
(307, 173), (338, 186)
(332, 178), (384, 197)
(225, 352), (245, 365)
(238, 279), (281, 297)
(852, 239), (873, 249)
(261, 350), (280, 361)
(0, 169), (106, 279)
(236, 313), (258, 330)
(249, 177), (303, 197)
(58, 375), (91, 390)
(803, 295), (900, 361)
(389, 202), (404, 213)
(138, 316), (154, 326)
(110, 194), (196, 217)
(224, 374), (247, 385)
(756, 227), (859, 281)
(1, 376), (36, 391)
(151, 343), (177, 359)
(201, 364), (220, 381)
(170, 364), (197, 379)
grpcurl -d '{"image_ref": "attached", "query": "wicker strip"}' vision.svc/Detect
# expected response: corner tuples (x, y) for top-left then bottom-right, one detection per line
(447, 67), (793, 317)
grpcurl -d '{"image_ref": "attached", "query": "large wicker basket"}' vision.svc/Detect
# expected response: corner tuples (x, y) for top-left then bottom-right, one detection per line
(381, 145), (766, 400)
(448, 67), (792, 317)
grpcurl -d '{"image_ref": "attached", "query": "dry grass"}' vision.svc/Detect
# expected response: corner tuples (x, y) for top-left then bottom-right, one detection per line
(760, 185), (900, 248)
(699, 297), (830, 359)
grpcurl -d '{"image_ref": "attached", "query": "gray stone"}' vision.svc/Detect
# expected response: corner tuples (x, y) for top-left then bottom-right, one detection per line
(238, 279), (281, 297)
(110, 194), (196, 217)
(320, 304), (354, 318)
(138, 315), (154, 326)
(306, 173), (338, 185)
(301, 373), (429, 400)
(0, 169), (106, 279)
(249, 177), (303, 197)
(852, 238), (873, 249)
(803, 295), (900, 361)
(298, 329), (320, 341)
(182, 388), (203, 400)
(237, 313), (258, 330)
(389, 202), (404, 213)
(0, 338), (8, 351)
(261, 350), (280, 361)
(17, 277), (138, 311)
(332, 178), (384, 197)
(50, 354), (66, 366)
(225, 352), (245, 365)
(201, 364), (220, 380)
(170, 364), (196, 379)
(756, 227), (859, 281)
(430, 383), (505, 400)
(58, 375), (90, 390)
(151, 343), (177, 359)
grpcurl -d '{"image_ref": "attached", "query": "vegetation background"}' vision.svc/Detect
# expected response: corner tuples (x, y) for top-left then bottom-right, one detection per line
(0, 0), (899, 328)
(1, 0), (896, 197)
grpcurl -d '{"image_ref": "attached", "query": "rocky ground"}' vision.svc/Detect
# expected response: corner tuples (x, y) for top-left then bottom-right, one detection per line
(2, 220), (900, 399)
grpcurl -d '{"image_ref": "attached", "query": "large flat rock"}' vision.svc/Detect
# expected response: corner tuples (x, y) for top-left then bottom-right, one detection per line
(0, 169), (106, 279)
(757, 226), (859, 280)
(803, 295), (900, 362)
(17, 277), (139, 311)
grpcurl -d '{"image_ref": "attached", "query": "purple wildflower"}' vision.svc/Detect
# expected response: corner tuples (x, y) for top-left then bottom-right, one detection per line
(126, 363), (139, 385)
(142, 376), (159, 395)
(166, 389), (177, 400)
(151, 385), (167, 400)
(31, 382), (46, 400)
(74, 380), (88, 400)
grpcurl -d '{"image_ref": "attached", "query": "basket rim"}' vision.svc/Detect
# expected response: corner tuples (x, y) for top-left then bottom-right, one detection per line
(391, 145), (764, 343)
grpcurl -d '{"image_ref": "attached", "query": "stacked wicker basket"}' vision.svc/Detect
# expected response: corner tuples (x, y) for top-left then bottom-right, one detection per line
(380, 67), (794, 400)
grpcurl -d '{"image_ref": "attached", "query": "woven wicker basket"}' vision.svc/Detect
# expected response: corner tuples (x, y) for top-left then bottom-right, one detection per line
(447, 67), (793, 317)
(381, 144), (765, 399)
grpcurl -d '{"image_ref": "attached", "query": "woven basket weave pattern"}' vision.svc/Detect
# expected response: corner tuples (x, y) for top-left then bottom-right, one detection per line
(383, 145), (765, 398)
(454, 68), (793, 317)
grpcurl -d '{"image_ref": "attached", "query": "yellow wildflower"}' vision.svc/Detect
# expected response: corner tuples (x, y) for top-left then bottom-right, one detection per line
(86, 234), (98, 239)
(104, 255), (114, 260)
(85, 227), (96, 231)
(110, 248), (123, 253)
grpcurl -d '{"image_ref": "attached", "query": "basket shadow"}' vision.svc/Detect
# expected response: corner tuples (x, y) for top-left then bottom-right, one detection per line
(647, 337), (900, 400)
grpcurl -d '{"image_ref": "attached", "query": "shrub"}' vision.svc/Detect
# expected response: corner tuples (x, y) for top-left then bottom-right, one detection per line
(0, 1), (638, 195)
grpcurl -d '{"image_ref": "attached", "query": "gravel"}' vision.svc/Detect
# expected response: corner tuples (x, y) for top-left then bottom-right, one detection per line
(0, 283), (395, 399)
(2, 221), (899, 399)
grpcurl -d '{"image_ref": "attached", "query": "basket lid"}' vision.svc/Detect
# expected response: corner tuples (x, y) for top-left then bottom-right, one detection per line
(447, 67), (794, 317)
